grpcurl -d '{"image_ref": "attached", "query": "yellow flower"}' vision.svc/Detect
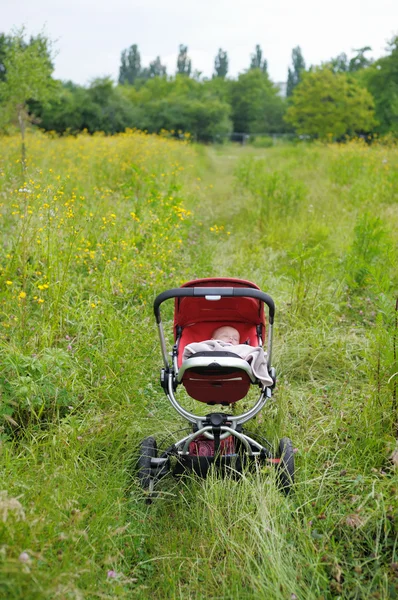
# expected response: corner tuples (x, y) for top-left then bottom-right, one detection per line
(6, 280), (12, 285)
(18, 291), (27, 299)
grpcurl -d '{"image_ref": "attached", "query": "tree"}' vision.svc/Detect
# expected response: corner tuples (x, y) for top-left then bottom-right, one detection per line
(214, 48), (228, 78)
(329, 52), (349, 73)
(148, 56), (167, 78)
(328, 47), (373, 73)
(118, 44), (141, 85)
(361, 36), (398, 134)
(230, 69), (286, 133)
(250, 44), (267, 73)
(177, 45), (192, 76)
(284, 67), (376, 139)
(0, 29), (55, 169)
(286, 46), (306, 96)
(0, 33), (11, 81)
(349, 46), (373, 72)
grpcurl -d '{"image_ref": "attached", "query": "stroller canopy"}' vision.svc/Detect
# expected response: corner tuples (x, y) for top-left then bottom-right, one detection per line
(174, 278), (266, 346)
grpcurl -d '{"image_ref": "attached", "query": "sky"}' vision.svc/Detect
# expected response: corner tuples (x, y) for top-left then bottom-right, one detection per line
(2, 0), (397, 86)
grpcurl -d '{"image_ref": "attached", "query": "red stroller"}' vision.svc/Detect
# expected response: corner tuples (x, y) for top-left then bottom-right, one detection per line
(137, 277), (295, 498)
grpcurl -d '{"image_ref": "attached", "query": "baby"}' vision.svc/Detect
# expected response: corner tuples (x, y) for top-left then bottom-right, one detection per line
(211, 325), (240, 346)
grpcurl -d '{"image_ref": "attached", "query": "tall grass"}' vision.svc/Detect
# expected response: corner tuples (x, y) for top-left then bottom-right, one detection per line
(0, 134), (397, 599)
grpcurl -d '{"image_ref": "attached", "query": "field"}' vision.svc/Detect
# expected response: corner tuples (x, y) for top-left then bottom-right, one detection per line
(0, 131), (397, 599)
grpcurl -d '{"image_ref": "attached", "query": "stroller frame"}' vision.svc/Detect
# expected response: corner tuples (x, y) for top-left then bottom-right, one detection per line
(137, 279), (294, 497)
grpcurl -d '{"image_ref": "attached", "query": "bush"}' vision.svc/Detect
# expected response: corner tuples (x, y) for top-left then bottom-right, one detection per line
(250, 135), (274, 148)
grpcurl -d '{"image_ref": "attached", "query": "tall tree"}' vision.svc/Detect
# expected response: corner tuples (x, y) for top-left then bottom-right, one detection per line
(118, 44), (141, 85)
(349, 46), (373, 72)
(285, 67), (376, 139)
(250, 44), (267, 73)
(177, 45), (192, 76)
(214, 48), (228, 78)
(149, 56), (167, 78)
(0, 29), (55, 170)
(329, 52), (349, 73)
(286, 46), (306, 97)
(328, 48), (372, 73)
(362, 36), (398, 134)
(0, 33), (11, 81)
(230, 69), (286, 133)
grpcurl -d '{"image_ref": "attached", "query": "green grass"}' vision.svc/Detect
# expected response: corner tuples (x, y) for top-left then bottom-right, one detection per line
(0, 134), (397, 599)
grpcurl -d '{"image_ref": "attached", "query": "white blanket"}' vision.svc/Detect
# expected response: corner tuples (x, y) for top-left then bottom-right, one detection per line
(182, 340), (273, 388)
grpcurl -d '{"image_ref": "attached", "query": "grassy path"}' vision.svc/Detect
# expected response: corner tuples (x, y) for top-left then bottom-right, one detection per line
(135, 143), (398, 600)
(0, 136), (397, 599)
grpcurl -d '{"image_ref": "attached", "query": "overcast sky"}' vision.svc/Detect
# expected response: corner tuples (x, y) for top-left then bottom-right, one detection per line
(2, 0), (397, 85)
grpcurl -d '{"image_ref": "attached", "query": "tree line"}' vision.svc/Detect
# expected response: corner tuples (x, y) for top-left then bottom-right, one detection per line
(0, 30), (397, 143)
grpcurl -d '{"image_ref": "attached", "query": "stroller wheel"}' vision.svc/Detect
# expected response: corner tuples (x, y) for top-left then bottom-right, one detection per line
(137, 436), (157, 491)
(276, 437), (294, 495)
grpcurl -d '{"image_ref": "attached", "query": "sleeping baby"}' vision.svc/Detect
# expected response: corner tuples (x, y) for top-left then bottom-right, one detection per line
(182, 324), (273, 388)
(211, 325), (240, 346)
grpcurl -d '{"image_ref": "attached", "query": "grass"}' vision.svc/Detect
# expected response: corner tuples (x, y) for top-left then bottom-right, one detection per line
(0, 133), (397, 599)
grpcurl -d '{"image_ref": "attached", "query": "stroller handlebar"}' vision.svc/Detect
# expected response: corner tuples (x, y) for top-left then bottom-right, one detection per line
(153, 287), (275, 324)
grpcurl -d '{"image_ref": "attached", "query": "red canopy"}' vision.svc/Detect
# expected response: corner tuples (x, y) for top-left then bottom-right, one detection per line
(174, 278), (266, 348)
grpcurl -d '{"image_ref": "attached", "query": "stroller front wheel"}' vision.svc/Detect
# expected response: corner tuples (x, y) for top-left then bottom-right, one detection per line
(276, 437), (295, 495)
(137, 436), (157, 492)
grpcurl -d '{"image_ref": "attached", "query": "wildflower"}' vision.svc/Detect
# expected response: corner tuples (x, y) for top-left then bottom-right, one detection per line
(0, 491), (26, 522)
(37, 298), (44, 304)
(18, 291), (26, 299)
(19, 552), (30, 563)
(107, 570), (117, 578)
(6, 281), (12, 286)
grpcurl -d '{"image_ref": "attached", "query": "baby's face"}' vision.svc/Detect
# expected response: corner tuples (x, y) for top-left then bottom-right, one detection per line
(212, 326), (240, 345)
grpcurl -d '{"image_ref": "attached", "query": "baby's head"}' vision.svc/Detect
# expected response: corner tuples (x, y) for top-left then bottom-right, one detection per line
(212, 325), (240, 346)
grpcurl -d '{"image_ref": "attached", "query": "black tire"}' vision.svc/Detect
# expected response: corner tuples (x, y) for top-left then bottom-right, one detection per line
(276, 437), (294, 495)
(137, 436), (157, 490)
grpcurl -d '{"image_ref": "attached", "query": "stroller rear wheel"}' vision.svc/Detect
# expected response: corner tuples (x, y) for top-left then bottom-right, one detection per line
(137, 436), (157, 491)
(276, 437), (295, 495)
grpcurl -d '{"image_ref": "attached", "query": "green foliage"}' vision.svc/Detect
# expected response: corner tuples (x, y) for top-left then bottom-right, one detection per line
(230, 69), (286, 133)
(0, 33), (11, 82)
(176, 44), (192, 76)
(286, 46), (306, 97)
(249, 134), (274, 147)
(0, 347), (75, 429)
(250, 44), (268, 73)
(146, 55), (167, 78)
(0, 28), (55, 169)
(118, 44), (141, 85)
(38, 75), (233, 141)
(344, 212), (394, 293)
(2, 29), (398, 141)
(362, 36), (398, 135)
(349, 46), (374, 71)
(37, 79), (144, 134)
(285, 67), (376, 139)
(214, 48), (228, 78)
(118, 45), (167, 85)
(235, 156), (307, 221)
(0, 29), (54, 124)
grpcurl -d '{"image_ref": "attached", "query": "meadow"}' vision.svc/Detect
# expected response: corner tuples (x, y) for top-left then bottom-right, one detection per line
(0, 131), (397, 599)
